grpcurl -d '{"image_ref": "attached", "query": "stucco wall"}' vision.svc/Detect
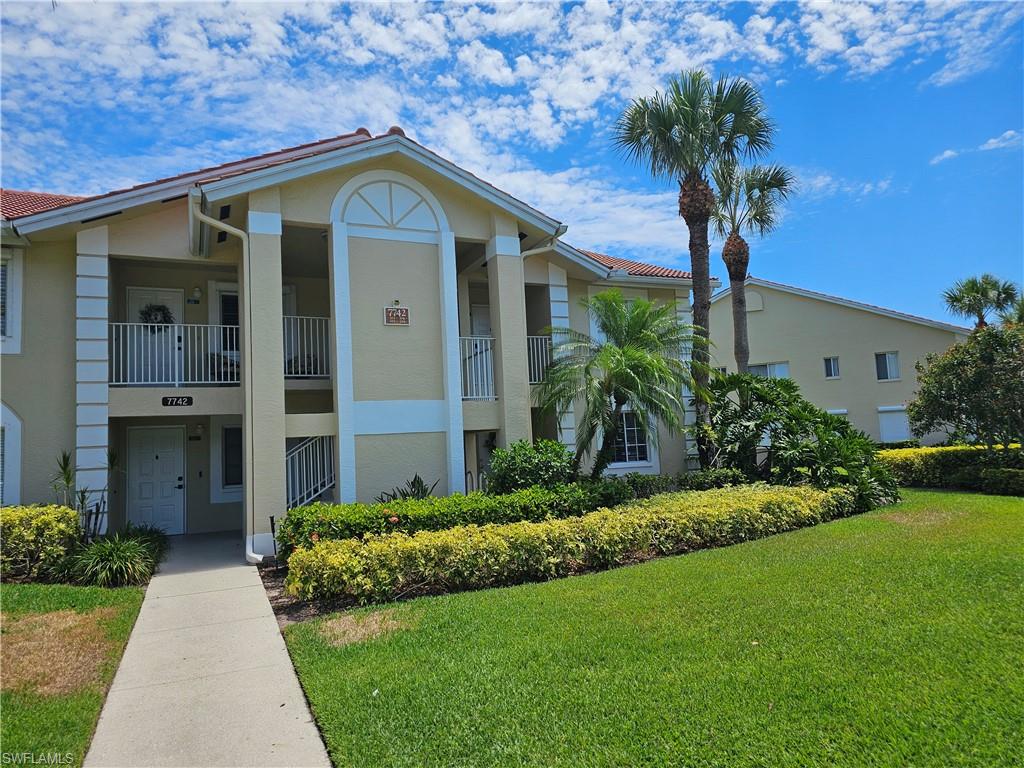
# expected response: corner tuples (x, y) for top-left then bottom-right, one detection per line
(2, 240), (77, 503)
(350, 237), (443, 401)
(708, 285), (964, 443)
(355, 432), (448, 502)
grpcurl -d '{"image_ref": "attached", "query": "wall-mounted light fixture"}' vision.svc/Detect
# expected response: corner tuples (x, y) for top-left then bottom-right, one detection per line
(192, 286), (203, 302)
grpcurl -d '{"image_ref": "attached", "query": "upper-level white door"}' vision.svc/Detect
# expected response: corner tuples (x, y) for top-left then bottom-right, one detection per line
(127, 426), (185, 535)
(126, 287), (185, 384)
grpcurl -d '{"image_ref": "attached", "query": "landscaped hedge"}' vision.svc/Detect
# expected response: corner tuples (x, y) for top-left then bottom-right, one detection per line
(980, 468), (1024, 497)
(285, 485), (856, 604)
(877, 445), (1023, 490)
(277, 485), (593, 559)
(0, 505), (80, 580)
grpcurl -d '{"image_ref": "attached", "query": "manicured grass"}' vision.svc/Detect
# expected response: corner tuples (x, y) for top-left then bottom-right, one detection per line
(285, 490), (1024, 767)
(0, 582), (144, 767)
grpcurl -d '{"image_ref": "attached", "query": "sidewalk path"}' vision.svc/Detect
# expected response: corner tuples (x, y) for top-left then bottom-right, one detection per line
(85, 532), (330, 768)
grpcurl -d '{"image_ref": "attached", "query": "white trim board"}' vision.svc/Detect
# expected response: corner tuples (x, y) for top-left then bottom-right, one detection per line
(711, 277), (970, 335)
(1, 403), (22, 504)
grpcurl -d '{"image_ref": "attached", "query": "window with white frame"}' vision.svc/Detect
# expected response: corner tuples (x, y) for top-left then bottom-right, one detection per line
(824, 357), (840, 379)
(612, 411), (649, 464)
(749, 361), (790, 379)
(222, 426), (243, 487)
(1, 248), (24, 354)
(875, 351), (900, 381)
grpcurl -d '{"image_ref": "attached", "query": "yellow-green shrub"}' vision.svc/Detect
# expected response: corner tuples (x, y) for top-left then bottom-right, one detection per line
(285, 485), (856, 604)
(877, 445), (1022, 489)
(0, 505), (80, 580)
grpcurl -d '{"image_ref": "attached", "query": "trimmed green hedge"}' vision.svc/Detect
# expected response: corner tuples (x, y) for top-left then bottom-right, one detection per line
(277, 485), (592, 559)
(0, 505), (80, 580)
(980, 468), (1024, 497)
(877, 445), (1023, 490)
(285, 485), (856, 604)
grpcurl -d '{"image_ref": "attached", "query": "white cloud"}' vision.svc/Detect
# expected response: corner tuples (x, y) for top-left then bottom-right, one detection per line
(979, 129), (1021, 151)
(930, 149), (959, 165)
(797, 169), (895, 200)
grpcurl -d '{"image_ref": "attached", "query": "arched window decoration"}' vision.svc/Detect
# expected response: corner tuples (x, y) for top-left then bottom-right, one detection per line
(1, 402), (22, 505)
(342, 180), (440, 232)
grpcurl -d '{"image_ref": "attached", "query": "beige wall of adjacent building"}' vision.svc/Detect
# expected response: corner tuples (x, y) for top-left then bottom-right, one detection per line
(1, 240), (77, 504)
(709, 284), (965, 443)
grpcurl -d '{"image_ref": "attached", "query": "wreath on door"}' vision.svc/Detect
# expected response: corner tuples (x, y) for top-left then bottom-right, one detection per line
(139, 303), (175, 333)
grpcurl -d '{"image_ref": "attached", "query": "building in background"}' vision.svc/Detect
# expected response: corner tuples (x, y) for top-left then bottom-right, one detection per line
(709, 277), (968, 444)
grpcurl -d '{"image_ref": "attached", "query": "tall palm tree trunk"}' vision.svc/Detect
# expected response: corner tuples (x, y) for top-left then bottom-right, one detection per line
(722, 232), (751, 373)
(680, 174), (716, 469)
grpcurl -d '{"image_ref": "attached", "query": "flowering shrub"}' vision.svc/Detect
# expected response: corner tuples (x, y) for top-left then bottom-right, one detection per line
(285, 485), (856, 604)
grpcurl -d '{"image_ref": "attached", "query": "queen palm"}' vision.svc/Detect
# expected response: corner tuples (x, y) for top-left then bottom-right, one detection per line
(943, 274), (1019, 328)
(537, 289), (701, 478)
(614, 70), (774, 467)
(711, 160), (795, 373)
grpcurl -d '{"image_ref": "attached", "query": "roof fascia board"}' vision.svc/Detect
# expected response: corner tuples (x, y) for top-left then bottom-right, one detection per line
(13, 182), (190, 235)
(713, 278), (969, 334)
(598, 275), (700, 289)
(520, 240), (608, 278)
(200, 136), (563, 235)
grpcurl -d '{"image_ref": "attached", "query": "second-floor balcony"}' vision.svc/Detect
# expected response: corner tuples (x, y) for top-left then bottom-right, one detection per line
(109, 316), (331, 386)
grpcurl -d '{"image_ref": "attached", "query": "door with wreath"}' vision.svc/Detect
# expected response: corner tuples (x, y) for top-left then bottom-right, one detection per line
(126, 287), (185, 385)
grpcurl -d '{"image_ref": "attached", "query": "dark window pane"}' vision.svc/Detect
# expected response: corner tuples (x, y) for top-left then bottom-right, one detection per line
(223, 426), (243, 487)
(221, 294), (239, 351)
(875, 353), (888, 380)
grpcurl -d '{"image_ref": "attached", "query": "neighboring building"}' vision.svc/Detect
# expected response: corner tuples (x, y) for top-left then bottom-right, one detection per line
(709, 277), (969, 444)
(0, 127), (695, 559)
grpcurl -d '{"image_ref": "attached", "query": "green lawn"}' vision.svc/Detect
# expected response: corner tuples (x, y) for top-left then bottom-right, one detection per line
(285, 490), (1024, 767)
(0, 582), (144, 767)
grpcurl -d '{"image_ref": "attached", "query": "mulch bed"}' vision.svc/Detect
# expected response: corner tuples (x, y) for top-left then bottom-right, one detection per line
(258, 565), (352, 628)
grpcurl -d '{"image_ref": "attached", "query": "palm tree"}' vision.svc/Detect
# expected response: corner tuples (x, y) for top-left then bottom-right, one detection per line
(711, 160), (795, 373)
(943, 274), (1019, 329)
(614, 70), (775, 467)
(537, 289), (701, 478)
(998, 295), (1024, 326)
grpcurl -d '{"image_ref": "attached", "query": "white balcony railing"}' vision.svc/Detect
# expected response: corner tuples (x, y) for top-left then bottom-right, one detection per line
(283, 315), (330, 378)
(527, 335), (552, 384)
(110, 323), (240, 386)
(460, 336), (495, 400)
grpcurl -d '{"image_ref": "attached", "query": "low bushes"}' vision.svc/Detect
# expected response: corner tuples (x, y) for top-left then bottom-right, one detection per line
(277, 485), (592, 559)
(69, 533), (157, 587)
(877, 445), (1023, 490)
(285, 484), (856, 604)
(581, 468), (749, 507)
(0, 505), (80, 580)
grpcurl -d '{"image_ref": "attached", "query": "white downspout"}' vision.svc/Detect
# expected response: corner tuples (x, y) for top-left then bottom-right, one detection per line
(189, 191), (265, 564)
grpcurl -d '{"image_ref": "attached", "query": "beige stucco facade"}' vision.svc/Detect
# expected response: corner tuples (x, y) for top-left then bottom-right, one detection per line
(1, 133), (696, 561)
(709, 279), (968, 444)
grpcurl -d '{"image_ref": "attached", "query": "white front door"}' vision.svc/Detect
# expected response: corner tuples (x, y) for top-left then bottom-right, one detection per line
(126, 287), (185, 384)
(127, 427), (186, 534)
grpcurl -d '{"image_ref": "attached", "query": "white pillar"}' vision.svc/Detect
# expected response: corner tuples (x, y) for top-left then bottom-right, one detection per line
(548, 262), (575, 450)
(328, 222), (357, 502)
(75, 226), (109, 518)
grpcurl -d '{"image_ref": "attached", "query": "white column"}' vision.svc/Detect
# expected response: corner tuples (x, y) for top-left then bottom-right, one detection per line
(75, 226), (109, 513)
(676, 288), (698, 471)
(328, 222), (357, 502)
(548, 262), (575, 450)
(441, 230), (466, 494)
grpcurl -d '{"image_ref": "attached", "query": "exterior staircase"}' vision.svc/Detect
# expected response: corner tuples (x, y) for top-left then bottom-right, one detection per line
(285, 436), (336, 509)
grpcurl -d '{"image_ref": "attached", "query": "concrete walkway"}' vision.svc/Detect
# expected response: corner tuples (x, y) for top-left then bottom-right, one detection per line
(85, 533), (330, 768)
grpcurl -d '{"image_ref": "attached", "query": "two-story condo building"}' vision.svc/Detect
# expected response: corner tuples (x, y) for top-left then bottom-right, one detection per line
(0, 127), (695, 561)
(709, 277), (969, 444)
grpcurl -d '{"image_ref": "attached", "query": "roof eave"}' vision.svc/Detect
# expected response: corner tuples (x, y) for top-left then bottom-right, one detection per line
(198, 135), (564, 236)
(712, 277), (970, 334)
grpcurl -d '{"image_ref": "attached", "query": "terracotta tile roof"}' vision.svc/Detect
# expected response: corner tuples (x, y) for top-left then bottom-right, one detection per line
(0, 127), (392, 221)
(0, 189), (91, 219)
(579, 249), (692, 280)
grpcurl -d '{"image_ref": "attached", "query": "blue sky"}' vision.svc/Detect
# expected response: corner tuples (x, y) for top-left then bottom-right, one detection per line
(2, 1), (1022, 324)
